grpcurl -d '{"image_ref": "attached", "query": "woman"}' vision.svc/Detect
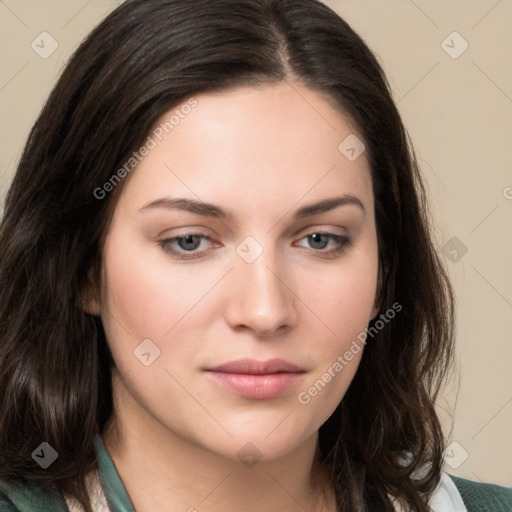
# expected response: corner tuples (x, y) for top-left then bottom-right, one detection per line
(0, 0), (510, 511)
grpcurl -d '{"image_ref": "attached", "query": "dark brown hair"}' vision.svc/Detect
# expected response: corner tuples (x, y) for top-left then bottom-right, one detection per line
(0, 0), (455, 510)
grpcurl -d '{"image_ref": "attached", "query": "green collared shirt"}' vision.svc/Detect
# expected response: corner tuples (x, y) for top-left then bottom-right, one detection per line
(1, 434), (511, 511)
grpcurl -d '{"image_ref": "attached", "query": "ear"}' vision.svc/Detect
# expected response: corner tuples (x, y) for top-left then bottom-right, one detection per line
(82, 267), (101, 316)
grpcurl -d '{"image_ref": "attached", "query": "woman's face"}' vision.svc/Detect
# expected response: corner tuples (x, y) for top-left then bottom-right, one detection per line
(93, 81), (379, 460)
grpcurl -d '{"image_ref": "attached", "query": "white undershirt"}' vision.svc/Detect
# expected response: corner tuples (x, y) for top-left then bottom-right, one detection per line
(428, 472), (468, 512)
(64, 470), (110, 512)
(393, 472), (468, 512)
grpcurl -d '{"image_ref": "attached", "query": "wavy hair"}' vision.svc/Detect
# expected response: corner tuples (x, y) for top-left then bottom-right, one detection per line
(0, 0), (455, 510)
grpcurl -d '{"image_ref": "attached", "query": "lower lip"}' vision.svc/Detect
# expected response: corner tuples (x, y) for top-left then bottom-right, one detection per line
(205, 371), (304, 399)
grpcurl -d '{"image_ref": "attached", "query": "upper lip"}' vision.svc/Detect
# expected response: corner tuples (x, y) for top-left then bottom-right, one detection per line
(205, 358), (304, 375)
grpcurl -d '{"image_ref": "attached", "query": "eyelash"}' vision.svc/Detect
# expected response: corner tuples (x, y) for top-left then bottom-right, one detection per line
(158, 232), (352, 260)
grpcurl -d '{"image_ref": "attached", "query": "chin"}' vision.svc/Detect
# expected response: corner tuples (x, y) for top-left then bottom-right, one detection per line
(197, 421), (318, 463)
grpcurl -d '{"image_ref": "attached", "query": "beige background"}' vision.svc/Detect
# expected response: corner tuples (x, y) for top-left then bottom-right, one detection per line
(1, 0), (511, 486)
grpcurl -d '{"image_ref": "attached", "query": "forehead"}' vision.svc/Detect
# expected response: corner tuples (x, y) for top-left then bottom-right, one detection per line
(115, 81), (373, 218)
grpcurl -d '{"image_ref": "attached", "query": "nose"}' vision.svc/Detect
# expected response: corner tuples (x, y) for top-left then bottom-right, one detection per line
(224, 248), (296, 337)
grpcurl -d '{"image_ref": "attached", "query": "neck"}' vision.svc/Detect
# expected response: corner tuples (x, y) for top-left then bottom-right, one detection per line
(101, 376), (336, 512)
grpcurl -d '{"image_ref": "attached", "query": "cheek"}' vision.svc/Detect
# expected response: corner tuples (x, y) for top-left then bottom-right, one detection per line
(295, 253), (378, 408)
(100, 235), (208, 345)
(304, 254), (378, 347)
(98, 242), (209, 425)
(98, 231), (229, 393)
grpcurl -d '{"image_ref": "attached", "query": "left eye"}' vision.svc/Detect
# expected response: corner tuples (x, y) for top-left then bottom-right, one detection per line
(158, 232), (351, 260)
(159, 234), (209, 259)
(296, 232), (344, 251)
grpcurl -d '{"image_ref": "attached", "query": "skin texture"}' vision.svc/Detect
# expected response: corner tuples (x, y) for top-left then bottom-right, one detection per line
(88, 81), (380, 511)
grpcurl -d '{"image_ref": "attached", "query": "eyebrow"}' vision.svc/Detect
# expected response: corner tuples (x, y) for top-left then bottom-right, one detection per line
(138, 194), (366, 219)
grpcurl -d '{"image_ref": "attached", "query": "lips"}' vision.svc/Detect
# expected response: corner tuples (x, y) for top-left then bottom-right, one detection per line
(204, 358), (305, 399)
(207, 358), (304, 375)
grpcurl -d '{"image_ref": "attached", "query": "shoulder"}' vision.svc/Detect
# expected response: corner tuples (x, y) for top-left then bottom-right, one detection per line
(449, 474), (512, 511)
(0, 478), (69, 511)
